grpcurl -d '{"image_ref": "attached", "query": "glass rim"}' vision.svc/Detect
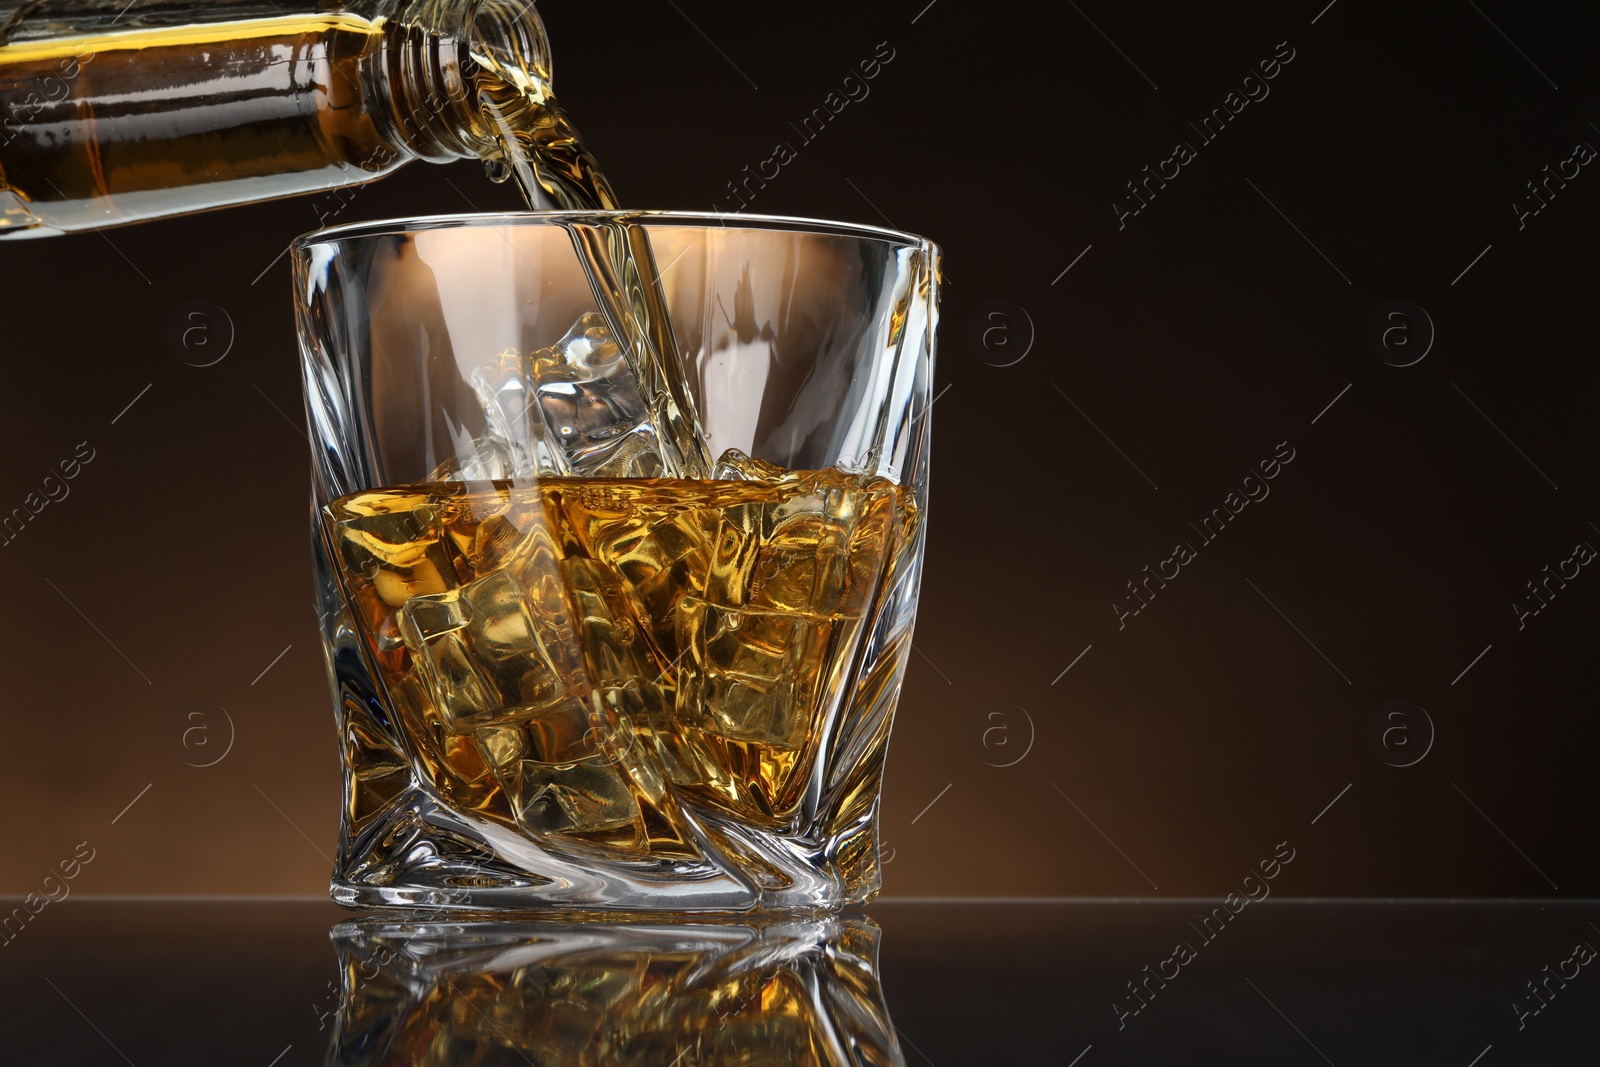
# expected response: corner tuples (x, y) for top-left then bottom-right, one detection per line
(292, 209), (938, 255)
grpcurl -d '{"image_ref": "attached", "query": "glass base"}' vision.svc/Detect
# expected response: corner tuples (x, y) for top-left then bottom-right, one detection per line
(329, 878), (876, 913)
(327, 783), (880, 912)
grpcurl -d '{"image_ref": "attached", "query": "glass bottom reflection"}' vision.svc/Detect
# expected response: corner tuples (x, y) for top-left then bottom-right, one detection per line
(328, 915), (904, 1066)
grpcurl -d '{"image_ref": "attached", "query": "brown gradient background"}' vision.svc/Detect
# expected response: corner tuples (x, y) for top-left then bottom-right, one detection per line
(1, 0), (1595, 900)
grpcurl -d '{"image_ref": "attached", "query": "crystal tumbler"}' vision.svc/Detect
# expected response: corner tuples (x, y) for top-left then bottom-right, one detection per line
(294, 211), (938, 910)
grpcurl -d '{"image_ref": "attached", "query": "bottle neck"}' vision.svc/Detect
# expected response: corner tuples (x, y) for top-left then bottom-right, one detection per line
(366, 0), (554, 164)
(368, 0), (482, 162)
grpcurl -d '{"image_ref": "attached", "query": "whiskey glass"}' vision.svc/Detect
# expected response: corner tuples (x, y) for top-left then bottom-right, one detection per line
(294, 211), (938, 910)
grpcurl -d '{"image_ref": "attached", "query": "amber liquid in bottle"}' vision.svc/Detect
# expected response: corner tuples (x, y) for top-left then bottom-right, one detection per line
(0, 14), (398, 235)
(0, 1), (616, 236)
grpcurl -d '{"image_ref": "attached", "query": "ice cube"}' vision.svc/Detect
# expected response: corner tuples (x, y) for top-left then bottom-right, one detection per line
(388, 667), (507, 818)
(468, 313), (672, 479)
(472, 699), (646, 846)
(502, 754), (643, 844)
(676, 598), (834, 743)
(711, 448), (793, 484)
(475, 698), (597, 768)
(551, 555), (646, 685)
(397, 566), (658, 848)
(565, 221), (716, 480)
(666, 596), (835, 825)
(540, 480), (719, 668)
(329, 494), (461, 608)
(399, 569), (576, 733)
(324, 492), (469, 680)
(701, 465), (900, 620)
(469, 347), (563, 478)
(475, 720), (528, 766)
(427, 436), (517, 483)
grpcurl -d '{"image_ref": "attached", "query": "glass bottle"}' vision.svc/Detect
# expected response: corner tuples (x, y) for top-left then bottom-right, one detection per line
(0, 0), (615, 239)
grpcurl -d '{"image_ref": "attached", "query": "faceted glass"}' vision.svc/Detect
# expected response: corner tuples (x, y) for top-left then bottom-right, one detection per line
(294, 211), (938, 910)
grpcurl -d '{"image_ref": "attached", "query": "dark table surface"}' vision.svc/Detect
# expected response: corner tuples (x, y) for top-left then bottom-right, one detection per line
(4, 899), (1596, 1065)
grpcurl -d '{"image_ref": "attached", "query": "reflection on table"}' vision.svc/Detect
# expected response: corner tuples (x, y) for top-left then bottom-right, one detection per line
(326, 914), (904, 1066)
